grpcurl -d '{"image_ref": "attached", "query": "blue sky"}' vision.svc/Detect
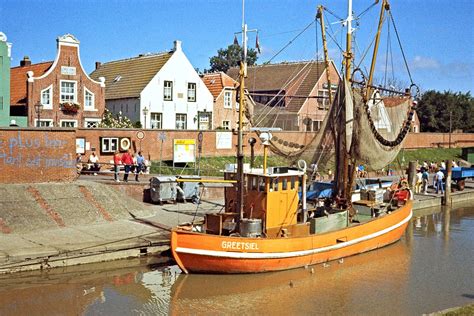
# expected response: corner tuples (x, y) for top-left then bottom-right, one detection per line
(1, 0), (473, 93)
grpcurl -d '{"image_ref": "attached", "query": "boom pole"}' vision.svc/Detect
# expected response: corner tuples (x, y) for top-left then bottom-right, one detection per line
(317, 5), (333, 105)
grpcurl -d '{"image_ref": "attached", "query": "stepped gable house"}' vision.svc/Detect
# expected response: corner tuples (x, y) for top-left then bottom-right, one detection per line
(90, 40), (213, 130)
(227, 60), (340, 131)
(10, 34), (105, 128)
(201, 72), (254, 130)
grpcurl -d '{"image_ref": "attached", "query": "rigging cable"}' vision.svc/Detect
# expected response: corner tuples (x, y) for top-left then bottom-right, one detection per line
(264, 19), (316, 65)
(388, 10), (414, 85)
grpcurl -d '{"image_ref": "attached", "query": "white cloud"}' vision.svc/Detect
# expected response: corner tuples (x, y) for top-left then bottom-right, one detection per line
(412, 56), (440, 70)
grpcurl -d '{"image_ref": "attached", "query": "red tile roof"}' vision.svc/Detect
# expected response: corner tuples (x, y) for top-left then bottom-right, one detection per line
(10, 62), (53, 106)
(383, 96), (410, 107)
(201, 72), (238, 100)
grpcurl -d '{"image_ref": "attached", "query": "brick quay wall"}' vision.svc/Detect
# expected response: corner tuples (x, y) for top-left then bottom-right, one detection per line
(1, 127), (473, 184)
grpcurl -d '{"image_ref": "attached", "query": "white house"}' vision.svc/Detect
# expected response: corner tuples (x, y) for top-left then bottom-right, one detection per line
(90, 41), (214, 130)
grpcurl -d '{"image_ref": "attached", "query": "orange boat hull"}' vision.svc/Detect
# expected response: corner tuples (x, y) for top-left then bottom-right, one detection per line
(171, 201), (412, 274)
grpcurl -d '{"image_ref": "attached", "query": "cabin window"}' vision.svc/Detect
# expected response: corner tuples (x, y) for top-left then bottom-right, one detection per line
(273, 179), (279, 191)
(258, 177), (265, 192)
(282, 178), (288, 190)
(251, 177), (257, 190)
(291, 177), (295, 190)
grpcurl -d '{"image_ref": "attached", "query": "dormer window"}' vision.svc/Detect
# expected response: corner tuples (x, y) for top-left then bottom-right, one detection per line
(41, 85), (53, 109)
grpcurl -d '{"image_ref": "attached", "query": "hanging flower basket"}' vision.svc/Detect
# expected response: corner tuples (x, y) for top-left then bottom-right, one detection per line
(61, 102), (80, 113)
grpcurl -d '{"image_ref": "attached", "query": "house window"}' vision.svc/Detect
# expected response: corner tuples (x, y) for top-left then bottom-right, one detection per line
(164, 80), (173, 101)
(101, 137), (119, 153)
(0, 96), (3, 110)
(222, 120), (230, 130)
(198, 112), (211, 130)
(176, 113), (187, 129)
(84, 119), (101, 128)
(84, 89), (95, 109)
(151, 112), (163, 129)
(35, 119), (53, 127)
(41, 85), (52, 109)
(317, 88), (336, 109)
(60, 81), (77, 103)
(187, 82), (196, 102)
(312, 120), (321, 131)
(60, 120), (77, 128)
(224, 91), (232, 109)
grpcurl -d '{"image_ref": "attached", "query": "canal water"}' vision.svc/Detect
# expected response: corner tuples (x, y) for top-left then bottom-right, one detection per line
(1, 202), (473, 315)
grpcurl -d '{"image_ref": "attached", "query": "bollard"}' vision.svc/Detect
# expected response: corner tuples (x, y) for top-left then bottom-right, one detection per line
(407, 161), (417, 191)
(443, 160), (452, 206)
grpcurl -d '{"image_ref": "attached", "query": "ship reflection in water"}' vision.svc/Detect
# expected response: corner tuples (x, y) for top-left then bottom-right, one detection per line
(0, 203), (472, 315)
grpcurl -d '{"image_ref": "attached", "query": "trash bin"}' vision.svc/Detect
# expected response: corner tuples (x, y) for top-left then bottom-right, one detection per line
(178, 175), (201, 203)
(149, 176), (177, 204)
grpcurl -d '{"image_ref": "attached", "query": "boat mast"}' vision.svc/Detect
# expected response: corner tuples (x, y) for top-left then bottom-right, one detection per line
(317, 5), (333, 105)
(236, 0), (247, 220)
(366, 0), (389, 101)
(336, 0), (354, 205)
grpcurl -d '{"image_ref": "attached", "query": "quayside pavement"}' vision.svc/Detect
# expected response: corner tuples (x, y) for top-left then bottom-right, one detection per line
(0, 175), (472, 274)
(0, 179), (223, 274)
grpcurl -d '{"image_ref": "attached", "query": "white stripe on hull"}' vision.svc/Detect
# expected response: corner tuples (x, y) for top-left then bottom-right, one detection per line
(176, 211), (412, 260)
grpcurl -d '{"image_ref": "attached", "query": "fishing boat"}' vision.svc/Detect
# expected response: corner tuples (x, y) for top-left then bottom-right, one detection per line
(171, 0), (417, 274)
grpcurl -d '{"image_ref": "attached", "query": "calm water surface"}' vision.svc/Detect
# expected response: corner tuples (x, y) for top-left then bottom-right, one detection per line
(1, 202), (473, 315)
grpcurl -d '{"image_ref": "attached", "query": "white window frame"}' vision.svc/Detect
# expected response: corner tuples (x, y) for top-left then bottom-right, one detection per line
(34, 119), (54, 127)
(176, 113), (187, 130)
(84, 88), (95, 111)
(222, 120), (230, 130)
(84, 118), (101, 128)
(60, 80), (77, 103)
(164, 80), (173, 101)
(224, 91), (232, 109)
(60, 119), (78, 128)
(187, 82), (196, 102)
(151, 112), (163, 129)
(40, 85), (53, 109)
(101, 137), (119, 153)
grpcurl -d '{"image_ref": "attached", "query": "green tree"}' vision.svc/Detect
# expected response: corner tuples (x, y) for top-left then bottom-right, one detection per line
(209, 44), (258, 73)
(417, 90), (473, 132)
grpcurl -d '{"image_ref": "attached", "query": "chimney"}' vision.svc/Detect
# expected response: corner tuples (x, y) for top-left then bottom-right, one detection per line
(20, 56), (31, 67)
(173, 40), (182, 52)
(95, 61), (101, 69)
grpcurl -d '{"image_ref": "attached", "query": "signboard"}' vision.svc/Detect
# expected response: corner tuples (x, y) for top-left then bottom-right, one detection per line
(61, 66), (76, 76)
(216, 132), (232, 149)
(173, 139), (196, 163)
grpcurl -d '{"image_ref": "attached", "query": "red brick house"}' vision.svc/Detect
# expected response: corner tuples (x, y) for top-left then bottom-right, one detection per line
(227, 61), (340, 131)
(201, 72), (239, 130)
(10, 34), (105, 128)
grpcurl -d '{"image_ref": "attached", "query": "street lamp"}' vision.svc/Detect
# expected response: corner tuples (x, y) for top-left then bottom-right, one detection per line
(142, 106), (149, 129)
(34, 103), (43, 127)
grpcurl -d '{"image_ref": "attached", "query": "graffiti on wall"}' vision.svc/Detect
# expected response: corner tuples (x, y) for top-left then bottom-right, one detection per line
(0, 132), (75, 169)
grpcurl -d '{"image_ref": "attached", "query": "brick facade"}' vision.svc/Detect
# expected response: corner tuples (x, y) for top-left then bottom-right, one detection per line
(15, 34), (105, 128)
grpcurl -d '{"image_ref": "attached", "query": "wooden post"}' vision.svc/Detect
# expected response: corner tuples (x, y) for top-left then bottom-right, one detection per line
(443, 160), (452, 206)
(408, 161), (417, 191)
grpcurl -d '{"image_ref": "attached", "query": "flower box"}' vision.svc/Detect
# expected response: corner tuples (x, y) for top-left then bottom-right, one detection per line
(61, 102), (80, 113)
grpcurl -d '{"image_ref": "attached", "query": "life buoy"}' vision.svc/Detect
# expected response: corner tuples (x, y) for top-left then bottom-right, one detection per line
(120, 138), (131, 151)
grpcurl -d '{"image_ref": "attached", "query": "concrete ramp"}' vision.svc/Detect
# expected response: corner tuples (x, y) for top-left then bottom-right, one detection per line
(0, 181), (155, 234)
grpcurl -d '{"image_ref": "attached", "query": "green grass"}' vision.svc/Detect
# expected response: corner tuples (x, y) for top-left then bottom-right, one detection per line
(150, 148), (463, 176)
(150, 155), (292, 176)
(392, 148), (462, 169)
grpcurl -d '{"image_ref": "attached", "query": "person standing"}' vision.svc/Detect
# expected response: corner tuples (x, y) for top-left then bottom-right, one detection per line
(415, 169), (423, 194)
(422, 168), (429, 194)
(121, 149), (134, 182)
(435, 168), (445, 194)
(135, 151), (145, 182)
(113, 151), (122, 182)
